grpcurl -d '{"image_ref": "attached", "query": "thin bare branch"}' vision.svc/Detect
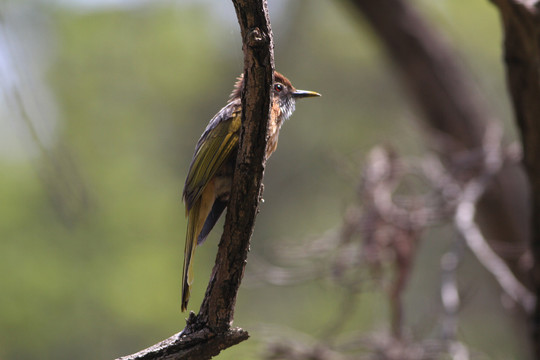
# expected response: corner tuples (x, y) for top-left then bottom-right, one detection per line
(454, 174), (536, 313)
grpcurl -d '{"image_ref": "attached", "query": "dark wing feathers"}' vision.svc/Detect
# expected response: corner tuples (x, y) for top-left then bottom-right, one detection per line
(183, 100), (241, 210)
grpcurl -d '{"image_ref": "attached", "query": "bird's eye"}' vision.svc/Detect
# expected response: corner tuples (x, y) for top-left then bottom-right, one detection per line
(274, 83), (283, 92)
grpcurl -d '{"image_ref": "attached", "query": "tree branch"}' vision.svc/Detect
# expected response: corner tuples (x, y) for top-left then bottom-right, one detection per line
(488, 0), (540, 357)
(343, 0), (530, 288)
(453, 126), (535, 313)
(196, 0), (275, 331)
(116, 0), (274, 358)
(345, 0), (539, 355)
(116, 327), (249, 360)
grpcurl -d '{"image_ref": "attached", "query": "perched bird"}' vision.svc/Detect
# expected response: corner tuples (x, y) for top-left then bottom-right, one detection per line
(181, 71), (320, 311)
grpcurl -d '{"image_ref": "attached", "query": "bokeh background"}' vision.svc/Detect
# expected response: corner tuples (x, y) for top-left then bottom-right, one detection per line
(0, 0), (528, 359)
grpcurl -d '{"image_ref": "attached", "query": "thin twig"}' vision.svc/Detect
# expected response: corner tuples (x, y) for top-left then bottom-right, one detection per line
(454, 127), (535, 313)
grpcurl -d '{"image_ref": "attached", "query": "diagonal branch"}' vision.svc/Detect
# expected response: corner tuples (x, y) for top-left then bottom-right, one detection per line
(196, 0), (275, 332)
(116, 1), (274, 359)
(343, 0), (530, 288)
(453, 127), (535, 313)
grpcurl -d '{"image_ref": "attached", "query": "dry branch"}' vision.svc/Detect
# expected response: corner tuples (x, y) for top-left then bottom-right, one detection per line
(454, 133), (535, 313)
(117, 327), (248, 360)
(116, 0), (274, 358)
(196, 0), (275, 332)
(257, 135), (527, 359)
(344, 0), (530, 289)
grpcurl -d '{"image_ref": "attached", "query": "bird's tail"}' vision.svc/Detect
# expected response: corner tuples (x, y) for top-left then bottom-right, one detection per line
(181, 200), (201, 312)
(181, 182), (216, 312)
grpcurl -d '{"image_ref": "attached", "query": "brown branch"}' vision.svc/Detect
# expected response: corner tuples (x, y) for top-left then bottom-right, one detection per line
(343, 0), (530, 290)
(116, 327), (249, 360)
(488, 0), (540, 357)
(344, 1), (488, 149)
(116, 0), (274, 358)
(196, 0), (275, 332)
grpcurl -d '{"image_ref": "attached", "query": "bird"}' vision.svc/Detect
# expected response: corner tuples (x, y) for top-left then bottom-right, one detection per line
(181, 71), (320, 312)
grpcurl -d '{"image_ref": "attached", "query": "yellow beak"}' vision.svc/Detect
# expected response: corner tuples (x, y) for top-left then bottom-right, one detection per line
(292, 90), (321, 99)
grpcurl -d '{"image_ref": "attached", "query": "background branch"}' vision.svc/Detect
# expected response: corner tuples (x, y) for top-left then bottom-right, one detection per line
(343, 0), (530, 289)
(255, 130), (527, 358)
(488, 0), (540, 356)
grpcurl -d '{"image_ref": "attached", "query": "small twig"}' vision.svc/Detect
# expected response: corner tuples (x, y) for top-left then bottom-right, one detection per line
(440, 248), (462, 340)
(454, 181), (536, 313)
(440, 240), (472, 360)
(454, 126), (535, 313)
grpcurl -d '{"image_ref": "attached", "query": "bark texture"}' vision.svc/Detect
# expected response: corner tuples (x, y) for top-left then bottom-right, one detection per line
(116, 0), (274, 358)
(196, 0), (275, 332)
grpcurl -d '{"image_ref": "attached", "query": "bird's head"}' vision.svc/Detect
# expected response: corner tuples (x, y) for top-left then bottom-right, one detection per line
(230, 71), (320, 120)
(273, 72), (321, 121)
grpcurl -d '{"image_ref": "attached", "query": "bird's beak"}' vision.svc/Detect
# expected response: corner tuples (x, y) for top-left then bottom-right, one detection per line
(292, 89), (321, 99)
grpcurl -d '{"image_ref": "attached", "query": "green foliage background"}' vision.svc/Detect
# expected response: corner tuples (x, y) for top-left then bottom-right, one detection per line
(0, 1), (528, 359)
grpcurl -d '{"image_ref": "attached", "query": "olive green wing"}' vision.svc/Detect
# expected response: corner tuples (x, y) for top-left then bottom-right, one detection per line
(183, 101), (241, 211)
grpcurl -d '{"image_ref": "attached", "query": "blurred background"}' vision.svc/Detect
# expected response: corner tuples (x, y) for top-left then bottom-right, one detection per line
(0, 0), (528, 359)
